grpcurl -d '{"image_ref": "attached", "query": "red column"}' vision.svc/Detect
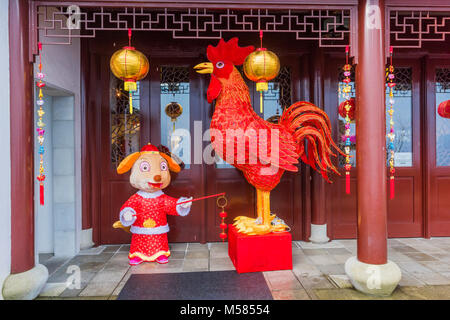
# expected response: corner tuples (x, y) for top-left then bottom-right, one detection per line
(9, 0), (35, 274)
(310, 47), (327, 226)
(355, 0), (387, 265)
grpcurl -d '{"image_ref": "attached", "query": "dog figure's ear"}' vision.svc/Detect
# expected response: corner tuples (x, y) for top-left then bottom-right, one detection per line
(157, 144), (185, 171)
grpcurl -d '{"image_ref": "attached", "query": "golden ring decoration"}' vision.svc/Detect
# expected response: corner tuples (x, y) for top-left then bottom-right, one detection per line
(216, 195), (228, 209)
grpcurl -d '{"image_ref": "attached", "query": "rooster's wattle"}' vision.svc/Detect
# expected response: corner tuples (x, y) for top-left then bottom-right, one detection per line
(195, 38), (343, 235)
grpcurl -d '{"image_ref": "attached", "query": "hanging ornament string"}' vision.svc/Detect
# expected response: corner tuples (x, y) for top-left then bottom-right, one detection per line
(339, 45), (353, 195)
(217, 195), (228, 242)
(36, 42), (46, 206)
(387, 46), (396, 199)
(127, 29), (134, 114)
(259, 30), (265, 114)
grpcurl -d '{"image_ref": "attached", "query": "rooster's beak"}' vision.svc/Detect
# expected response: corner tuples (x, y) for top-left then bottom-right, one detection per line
(194, 62), (213, 74)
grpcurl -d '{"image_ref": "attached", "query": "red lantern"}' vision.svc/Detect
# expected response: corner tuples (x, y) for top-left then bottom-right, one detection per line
(338, 98), (356, 121)
(438, 100), (450, 118)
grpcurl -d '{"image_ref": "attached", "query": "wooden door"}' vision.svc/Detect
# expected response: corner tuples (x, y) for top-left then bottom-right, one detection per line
(150, 59), (207, 243)
(386, 60), (423, 237)
(89, 32), (308, 244)
(426, 59), (450, 236)
(326, 57), (423, 238)
(100, 57), (208, 244)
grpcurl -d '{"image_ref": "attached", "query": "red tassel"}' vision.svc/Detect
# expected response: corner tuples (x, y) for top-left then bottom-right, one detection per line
(40, 182), (44, 205)
(345, 172), (350, 194)
(390, 177), (395, 200)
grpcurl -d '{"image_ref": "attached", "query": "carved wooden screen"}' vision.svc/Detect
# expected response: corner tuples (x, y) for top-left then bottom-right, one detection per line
(110, 75), (141, 167)
(386, 67), (413, 167)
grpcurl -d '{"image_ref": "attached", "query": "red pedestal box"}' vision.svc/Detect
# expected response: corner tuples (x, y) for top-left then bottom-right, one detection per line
(228, 224), (292, 273)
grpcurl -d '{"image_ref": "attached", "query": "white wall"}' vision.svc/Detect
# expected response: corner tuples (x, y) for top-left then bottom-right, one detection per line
(0, 0), (11, 300)
(52, 95), (76, 256)
(34, 94), (54, 253)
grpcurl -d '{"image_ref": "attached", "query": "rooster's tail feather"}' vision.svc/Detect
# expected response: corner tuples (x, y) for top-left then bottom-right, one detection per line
(280, 101), (343, 182)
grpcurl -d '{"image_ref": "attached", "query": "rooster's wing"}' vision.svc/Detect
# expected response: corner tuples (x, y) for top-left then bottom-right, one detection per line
(244, 118), (300, 172)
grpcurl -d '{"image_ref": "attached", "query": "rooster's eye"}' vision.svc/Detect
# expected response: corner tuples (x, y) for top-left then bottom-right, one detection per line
(216, 61), (225, 69)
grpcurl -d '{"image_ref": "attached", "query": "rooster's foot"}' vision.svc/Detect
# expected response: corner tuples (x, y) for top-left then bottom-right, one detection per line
(233, 214), (289, 235)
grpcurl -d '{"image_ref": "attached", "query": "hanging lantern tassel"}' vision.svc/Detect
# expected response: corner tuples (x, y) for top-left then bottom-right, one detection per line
(38, 178), (45, 206)
(390, 172), (395, 200)
(125, 81), (136, 114)
(345, 170), (351, 195)
(129, 92), (133, 114)
(260, 91), (264, 114)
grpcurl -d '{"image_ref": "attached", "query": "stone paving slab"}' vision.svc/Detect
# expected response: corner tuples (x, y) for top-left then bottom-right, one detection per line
(38, 238), (450, 300)
(326, 274), (353, 289)
(78, 246), (106, 255)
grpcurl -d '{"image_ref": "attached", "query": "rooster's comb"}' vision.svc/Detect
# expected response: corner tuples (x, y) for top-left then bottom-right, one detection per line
(207, 37), (254, 66)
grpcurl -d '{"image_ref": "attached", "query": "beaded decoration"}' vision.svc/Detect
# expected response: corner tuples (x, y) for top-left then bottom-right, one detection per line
(217, 195), (228, 241)
(36, 42), (46, 206)
(386, 46), (396, 199)
(339, 45), (353, 194)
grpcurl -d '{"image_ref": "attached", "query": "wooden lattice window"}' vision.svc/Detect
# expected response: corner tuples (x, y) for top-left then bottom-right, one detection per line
(161, 66), (190, 94)
(110, 75), (141, 167)
(386, 67), (413, 167)
(160, 66), (191, 169)
(436, 68), (450, 166)
(391, 67), (412, 97)
(264, 66), (292, 123)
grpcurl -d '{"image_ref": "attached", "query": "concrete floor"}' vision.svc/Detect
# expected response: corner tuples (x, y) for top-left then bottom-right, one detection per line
(37, 237), (450, 300)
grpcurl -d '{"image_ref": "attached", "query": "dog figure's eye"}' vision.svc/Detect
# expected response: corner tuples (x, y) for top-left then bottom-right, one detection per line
(216, 61), (225, 69)
(140, 161), (150, 172)
(160, 161), (168, 171)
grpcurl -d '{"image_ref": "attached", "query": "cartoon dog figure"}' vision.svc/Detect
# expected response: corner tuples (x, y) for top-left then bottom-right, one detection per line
(113, 143), (192, 265)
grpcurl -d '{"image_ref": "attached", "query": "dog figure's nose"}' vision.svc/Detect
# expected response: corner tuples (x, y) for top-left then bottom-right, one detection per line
(153, 175), (162, 182)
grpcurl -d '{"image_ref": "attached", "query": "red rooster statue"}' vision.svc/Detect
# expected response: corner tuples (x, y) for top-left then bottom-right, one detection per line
(194, 38), (343, 235)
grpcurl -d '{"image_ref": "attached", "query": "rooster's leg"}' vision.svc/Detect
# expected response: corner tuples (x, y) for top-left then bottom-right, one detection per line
(260, 189), (289, 233)
(233, 189), (288, 235)
(260, 189), (271, 227)
(256, 188), (263, 222)
(256, 189), (271, 226)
